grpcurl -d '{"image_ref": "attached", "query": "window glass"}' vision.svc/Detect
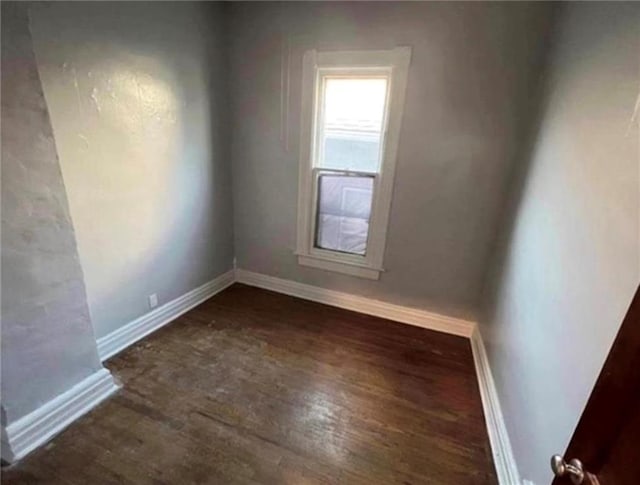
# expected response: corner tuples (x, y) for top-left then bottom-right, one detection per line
(315, 174), (374, 255)
(318, 78), (387, 173)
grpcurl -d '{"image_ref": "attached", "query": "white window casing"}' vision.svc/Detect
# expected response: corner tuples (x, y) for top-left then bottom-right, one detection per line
(296, 47), (411, 280)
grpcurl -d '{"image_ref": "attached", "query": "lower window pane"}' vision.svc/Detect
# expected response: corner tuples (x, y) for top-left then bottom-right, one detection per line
(315, 174), (374, 255)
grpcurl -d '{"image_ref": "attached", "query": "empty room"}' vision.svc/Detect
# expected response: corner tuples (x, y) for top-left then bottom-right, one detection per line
(1, 1), (638, 484)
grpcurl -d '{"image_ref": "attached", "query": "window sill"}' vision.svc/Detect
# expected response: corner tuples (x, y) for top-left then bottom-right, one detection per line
(297, 254), (382, 280)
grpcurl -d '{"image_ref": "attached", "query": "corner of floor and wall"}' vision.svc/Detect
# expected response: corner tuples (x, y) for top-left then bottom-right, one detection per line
(2, 2), (639, 485)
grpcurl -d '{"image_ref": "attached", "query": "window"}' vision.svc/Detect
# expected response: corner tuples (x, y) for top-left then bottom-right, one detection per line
(296, 48), (411, 280)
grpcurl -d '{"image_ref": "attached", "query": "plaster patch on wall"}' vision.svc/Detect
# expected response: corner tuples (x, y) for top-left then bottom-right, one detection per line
(90, 87), (101, 113)
(78, 134), (90, 149)
(70, 67), (84, 119)
(625, 87), (640, 137)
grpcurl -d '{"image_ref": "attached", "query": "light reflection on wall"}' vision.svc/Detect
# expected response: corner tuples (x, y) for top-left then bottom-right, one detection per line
(28, 1), (229, 340)
(60, 59), (186, 305)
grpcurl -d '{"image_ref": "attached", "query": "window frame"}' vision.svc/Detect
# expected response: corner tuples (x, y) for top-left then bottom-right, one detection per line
(296, 47), (411, 280)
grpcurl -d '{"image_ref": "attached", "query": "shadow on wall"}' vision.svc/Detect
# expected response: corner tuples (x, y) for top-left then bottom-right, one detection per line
(28, 2), (234, 340)
(479, 3), (640, 484)
(481, 17), (560, 309)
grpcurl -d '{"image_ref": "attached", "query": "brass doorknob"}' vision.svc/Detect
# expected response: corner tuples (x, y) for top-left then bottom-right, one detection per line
(551, 455), (585, 484)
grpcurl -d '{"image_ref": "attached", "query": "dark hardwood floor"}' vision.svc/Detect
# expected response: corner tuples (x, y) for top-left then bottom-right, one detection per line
(2, 284), (497, 484)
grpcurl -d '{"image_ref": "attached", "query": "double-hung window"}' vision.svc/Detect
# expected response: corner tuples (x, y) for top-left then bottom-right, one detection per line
(296, 47), (411, 280)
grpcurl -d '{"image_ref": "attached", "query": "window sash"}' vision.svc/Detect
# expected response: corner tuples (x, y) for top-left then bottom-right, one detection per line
(296, 47), (411, 280)
(310, 168), (378, 261)
(314, 73), (390, 174)
(309, 72), (389, 264)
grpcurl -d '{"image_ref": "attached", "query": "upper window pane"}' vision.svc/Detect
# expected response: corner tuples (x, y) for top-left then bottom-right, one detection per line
(318, 77), (388, 173)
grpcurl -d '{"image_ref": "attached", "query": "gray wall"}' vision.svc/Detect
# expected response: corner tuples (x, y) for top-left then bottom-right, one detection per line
(1, 2), (103, 423)
(28, 1), (234, 340)
(229, 2), (555, 320)
(480, 3), (639, 484)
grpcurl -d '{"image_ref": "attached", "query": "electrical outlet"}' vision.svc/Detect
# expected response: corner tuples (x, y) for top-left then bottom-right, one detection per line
(148, 293), (158, 309)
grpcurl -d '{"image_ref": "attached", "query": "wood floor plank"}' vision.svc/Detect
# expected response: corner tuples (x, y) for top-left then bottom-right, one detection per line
(2, 284), (497, 484)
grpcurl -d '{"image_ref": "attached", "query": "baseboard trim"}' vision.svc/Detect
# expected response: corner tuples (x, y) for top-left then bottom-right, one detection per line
(1, 369), (118, 463)
(71, 267), (515, 483)
(470, 327), (521, 485)
(236, 270), (521, 482)
(235, 269), (475, 338)
(97, 269), (235, 361)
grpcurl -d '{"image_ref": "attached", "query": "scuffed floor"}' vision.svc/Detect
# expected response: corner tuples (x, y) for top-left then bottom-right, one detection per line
(2, 284), (497, 484)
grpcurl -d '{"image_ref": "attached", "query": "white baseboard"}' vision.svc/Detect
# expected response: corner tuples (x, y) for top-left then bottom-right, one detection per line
(236, 270), (523, 483)
(1, 369), (118, 463)
(97, 269), (235, 361)
(470, 328), (522, 485)
(14, 266), (514, 482)
(235, 269), (475, 338)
